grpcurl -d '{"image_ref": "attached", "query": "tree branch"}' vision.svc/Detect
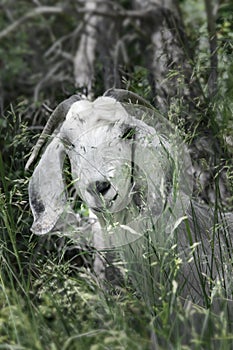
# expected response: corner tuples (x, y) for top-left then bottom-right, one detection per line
(0, 6), (64, 40)
(77, 6), (158, 19)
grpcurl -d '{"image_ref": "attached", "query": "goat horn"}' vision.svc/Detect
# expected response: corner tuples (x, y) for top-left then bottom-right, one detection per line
(25, 94), (82, 171)
(103, 88), (154, 110)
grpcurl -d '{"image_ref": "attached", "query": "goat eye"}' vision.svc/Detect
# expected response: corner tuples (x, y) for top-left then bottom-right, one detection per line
(121, 127), (136, 140)
(62, 138), (75, 149)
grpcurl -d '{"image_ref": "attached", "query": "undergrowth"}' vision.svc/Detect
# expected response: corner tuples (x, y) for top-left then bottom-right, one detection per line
(1, 3), (233, 345)
(0, 96), (233, 350)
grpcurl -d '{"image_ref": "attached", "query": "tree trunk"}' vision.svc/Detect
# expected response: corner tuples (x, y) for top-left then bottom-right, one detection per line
(132, 0), (230, 205)
(74, 0), (121, 97)
(72, 0), (231, 205)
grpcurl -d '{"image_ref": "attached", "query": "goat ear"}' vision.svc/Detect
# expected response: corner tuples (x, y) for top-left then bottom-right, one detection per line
(132, 117), (192, 224)
(132, 119), (168, 210)
(104, 88), (153, 109)
(28, 135), (69, 235)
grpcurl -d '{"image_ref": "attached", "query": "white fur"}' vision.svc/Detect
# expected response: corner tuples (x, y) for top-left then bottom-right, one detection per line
(28, 96), (233, 307)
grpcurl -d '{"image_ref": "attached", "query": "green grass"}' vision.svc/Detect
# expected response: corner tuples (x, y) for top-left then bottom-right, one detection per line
(1, 201), (233, 350)
(0, 139), (233, 350)
(0, 100), (233, 350)
(0, 0), (233, 348)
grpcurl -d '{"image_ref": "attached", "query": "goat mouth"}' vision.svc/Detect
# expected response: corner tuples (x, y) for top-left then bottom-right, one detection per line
(91, 193), (119, 213)
(91, 207), (104, 213)
(111, 193), (119, 202)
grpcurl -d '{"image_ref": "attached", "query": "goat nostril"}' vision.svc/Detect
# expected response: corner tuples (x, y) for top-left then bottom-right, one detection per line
(95, 180), (111, 196)
(87, 180), (111, 196)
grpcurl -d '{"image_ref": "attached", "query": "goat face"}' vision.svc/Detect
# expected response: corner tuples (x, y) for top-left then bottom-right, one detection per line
(29, 96), (192, 238)
(64, 120), (135, 214)
(60, 97), (175, 219)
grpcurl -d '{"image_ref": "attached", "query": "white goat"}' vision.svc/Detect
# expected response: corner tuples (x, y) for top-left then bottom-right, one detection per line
(26, 89), (233, 308)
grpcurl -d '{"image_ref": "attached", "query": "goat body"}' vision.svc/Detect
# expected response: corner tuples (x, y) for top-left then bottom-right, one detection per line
(27, 92), (233, 308)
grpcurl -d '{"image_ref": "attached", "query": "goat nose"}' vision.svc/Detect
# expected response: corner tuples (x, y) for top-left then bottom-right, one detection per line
(95, 180), (111, 195)
(88, 180), (111, 196)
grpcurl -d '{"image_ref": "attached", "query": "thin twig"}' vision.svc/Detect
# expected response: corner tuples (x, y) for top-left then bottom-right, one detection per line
(204, 0), (218, 97)
(0, 6), (64, 40)
(44, 22), (84, 58)
(33, 61), (64, 102)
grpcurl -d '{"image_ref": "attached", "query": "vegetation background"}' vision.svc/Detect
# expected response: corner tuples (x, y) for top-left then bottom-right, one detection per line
(0, 0), (233, 349)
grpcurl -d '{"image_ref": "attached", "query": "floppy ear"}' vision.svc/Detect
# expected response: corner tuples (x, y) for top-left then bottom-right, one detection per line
(130, 119), (169, 213)
(131, 117), (192, 223)
(28, 135), (72, 235)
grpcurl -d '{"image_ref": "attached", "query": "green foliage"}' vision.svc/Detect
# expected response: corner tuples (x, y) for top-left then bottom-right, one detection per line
(0, 101), (29, 174)
(216, 2), (233, 142)
(1, 104), (233, 349)
(0, 1), (78, 105)
(0, 1), (233, 349)
(122, 66), (152, 99)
